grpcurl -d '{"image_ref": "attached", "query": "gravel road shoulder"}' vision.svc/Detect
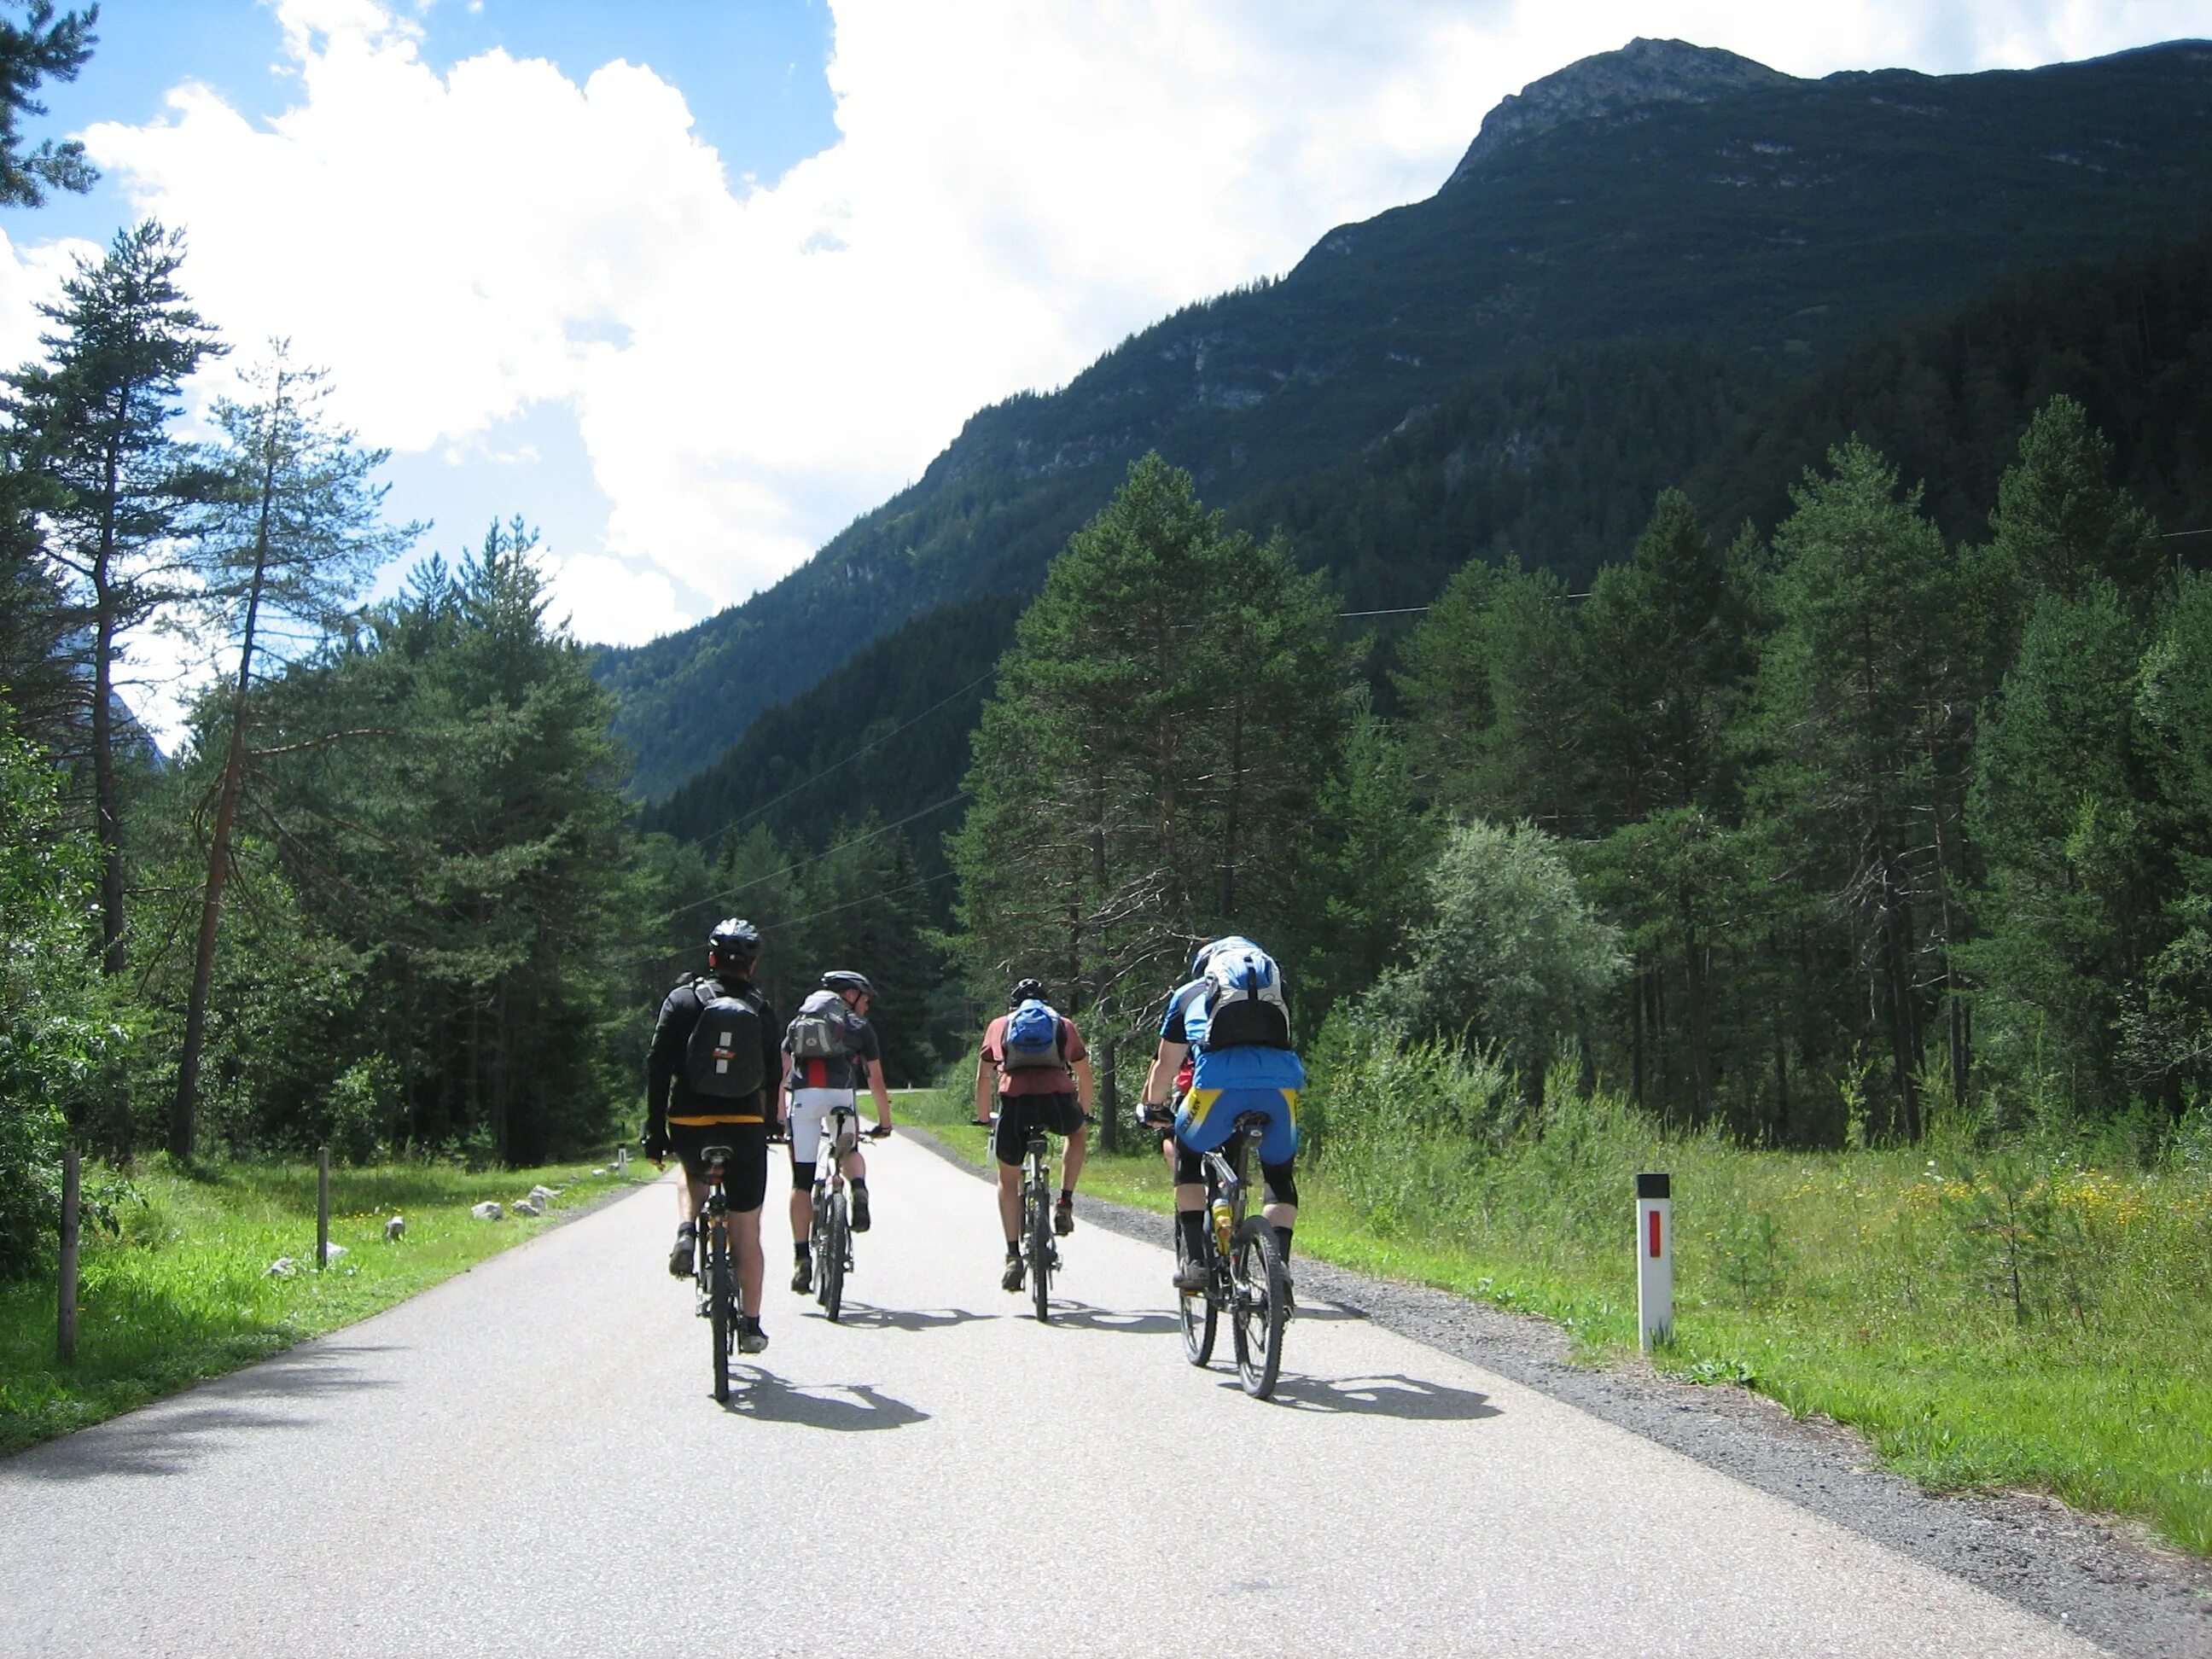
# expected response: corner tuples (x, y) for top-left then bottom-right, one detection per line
(905, 1126), (2212, 1659)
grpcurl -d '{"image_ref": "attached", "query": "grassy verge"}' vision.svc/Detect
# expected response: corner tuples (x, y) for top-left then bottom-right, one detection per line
(0, 1154), (655, 1454)
(908, 1076), (2212, 1558)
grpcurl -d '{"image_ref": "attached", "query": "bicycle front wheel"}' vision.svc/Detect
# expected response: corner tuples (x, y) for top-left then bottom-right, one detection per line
(707, 1229), (734, 1404)
(818, 1190), (848, 1322)
(1026, 1172), (1054, 1323)
(1230, 1217), (1287, 1399)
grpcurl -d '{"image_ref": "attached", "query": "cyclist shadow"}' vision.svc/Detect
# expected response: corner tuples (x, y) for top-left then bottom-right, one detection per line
(721, 1371), (929, 1432)
(1258, 1371), (1502, 1422)
(1040, 1300), (1181, 1336)
(821, 1301), (988, 1334)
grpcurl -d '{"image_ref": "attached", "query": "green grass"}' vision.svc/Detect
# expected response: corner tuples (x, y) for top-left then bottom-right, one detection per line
(0, 1154), (656, 1453)
(910, 1080), (2212, 1558)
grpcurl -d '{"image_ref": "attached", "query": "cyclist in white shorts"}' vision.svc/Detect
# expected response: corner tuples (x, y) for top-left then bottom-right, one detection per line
(783, 969), (894, 1293)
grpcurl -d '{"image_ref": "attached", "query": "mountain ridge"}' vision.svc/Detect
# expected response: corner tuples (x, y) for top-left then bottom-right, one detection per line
(597, 37), (2212, 803)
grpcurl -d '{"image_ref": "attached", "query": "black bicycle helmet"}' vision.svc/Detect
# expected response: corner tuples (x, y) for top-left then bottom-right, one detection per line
(820, 969), (875, 1001)
(1008, 976), (1048, 1009)
(707, 917), (762, 973)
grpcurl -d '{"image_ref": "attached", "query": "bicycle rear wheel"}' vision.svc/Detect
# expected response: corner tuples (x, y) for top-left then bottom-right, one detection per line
(818, 1190), (848, 1322)
(707, 1228), (733, 1404)
(1025, 1167), (1054, 1323)
(1230, 1216), (1287, 1399)
(1176, 1229), (1217, 1365)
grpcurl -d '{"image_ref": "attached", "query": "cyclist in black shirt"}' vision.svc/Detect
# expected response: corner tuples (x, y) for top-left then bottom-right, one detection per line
(644, 918), (784, 1354)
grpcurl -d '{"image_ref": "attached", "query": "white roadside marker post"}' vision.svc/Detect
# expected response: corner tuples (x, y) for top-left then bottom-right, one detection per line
(1637, 1171), (1674, 1352)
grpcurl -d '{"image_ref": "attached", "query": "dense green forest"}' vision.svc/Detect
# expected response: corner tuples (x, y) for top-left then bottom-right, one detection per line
(9, 10), (2212, 1311)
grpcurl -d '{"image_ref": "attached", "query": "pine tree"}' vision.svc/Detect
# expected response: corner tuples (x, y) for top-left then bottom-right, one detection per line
(3, 222), (224, 975)
(1965, 583), (2156, 1109)
(952, 453), (1345, 1134)
(1742, 442), (1973, 1139)
(169, 347), (419, 1157)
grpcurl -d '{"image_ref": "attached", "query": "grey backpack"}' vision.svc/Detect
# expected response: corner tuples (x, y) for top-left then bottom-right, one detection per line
(788, 990), (858, 1060)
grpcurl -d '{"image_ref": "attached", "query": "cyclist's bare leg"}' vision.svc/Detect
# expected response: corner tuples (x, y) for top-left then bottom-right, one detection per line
(1264, 1202), (1298, 1231)
(679, 1172), (707, 1224)
(846, 1147), (867, 1183)
(1173, 1181), (1206, 1215)
(1060, 1124), (1086, 1190)
(731, 1208), (765, 1318)
(995, 1160), (1022, 1239)
(788, 1184), (811, 1246)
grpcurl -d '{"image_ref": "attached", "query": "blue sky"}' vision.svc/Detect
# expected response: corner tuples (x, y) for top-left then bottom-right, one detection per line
(7, 0), (2209, 736)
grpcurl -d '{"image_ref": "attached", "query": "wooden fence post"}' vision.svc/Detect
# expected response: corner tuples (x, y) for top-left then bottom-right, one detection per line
(57, 1147), (79, 1365)
(317, 1146), (331, 1271)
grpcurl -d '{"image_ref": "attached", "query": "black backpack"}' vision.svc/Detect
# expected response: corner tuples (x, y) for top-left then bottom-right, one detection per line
(684, 978), (766, 1097)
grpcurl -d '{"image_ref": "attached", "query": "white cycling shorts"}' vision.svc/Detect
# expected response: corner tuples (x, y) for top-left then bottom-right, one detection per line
(788, 1087), (859, 1165)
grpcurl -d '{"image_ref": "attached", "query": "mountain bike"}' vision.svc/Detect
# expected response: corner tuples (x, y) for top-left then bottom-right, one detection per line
(1018, 1123), (1059, 1323)
(690, 1144), (738, 1403)
(808, 1107), (888, 1322)
(1150, 1107), (1290, 1399)
(977, 1108), (1073, 1323)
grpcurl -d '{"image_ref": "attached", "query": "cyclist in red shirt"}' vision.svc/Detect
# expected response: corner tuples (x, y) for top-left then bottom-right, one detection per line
(973, 978), (1094, 1292)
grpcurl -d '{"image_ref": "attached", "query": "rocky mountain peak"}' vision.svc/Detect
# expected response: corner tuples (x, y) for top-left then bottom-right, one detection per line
(1447, 38), (1795, 187)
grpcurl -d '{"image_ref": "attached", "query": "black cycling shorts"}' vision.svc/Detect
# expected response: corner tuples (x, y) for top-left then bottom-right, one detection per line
(992, 1092), (1086, 1167)
(671, 1121), (769, 1213)
(1172, 1140), (1298, 1207)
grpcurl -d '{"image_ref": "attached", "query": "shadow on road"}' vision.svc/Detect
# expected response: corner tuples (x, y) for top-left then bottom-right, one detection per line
(5, 1344), (405, 1481)
(721, 1372), (929, 1432)
(1260, 1371), (1502, 1422)
(816, 1302), (988, 1335)
(1039, 1301), (1181, 1336)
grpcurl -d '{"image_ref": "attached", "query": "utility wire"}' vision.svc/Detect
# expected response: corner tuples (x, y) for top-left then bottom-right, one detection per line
(1336, 605), (1431, 618)
(628, 867), (961, 971)
(652, 790), (969, 929)
(684, 666), (998, 849)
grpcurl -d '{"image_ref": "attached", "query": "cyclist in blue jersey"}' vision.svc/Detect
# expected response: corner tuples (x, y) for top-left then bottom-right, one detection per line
(1138, 935), (1302, 1296)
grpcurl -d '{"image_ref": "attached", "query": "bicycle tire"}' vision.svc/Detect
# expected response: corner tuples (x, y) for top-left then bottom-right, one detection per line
(819, 1190), (848, 1323)
(1230, 1217), (1287, 1399)
(1026, 1166), (1054, 1323)
(707, 1227), (733, 1404)
(1176, 1228), (1217, 1365)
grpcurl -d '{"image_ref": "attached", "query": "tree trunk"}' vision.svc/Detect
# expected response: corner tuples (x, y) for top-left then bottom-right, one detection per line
(90, 590), (125, 977)
(173, 437), (280, 1159)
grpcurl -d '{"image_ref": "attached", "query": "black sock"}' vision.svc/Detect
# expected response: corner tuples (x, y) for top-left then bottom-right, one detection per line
(852, 1177), (868, 1192)
(1273, 1225), (1294, 1260)
(794, 1240), (809, 1262)
(1177, 1210), (1205, 1260)
(1005, 1239), (1020, 1258)
(1059, 1187), (1074, 1204)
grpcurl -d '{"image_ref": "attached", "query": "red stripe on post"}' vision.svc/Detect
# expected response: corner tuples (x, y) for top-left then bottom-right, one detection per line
(1648, 1209), (1662, 1259)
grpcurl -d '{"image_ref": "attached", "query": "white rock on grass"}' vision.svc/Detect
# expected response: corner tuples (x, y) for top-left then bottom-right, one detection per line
(527, 1185), (560, 1202)
(384, 1214), (406, 1242)
(591, 1167), (608, 1177)
(264, 1257), (297, 1278)
(471, 1202), (504, 1221)
(512, 1196), (544, 1217)
(322, 1242), (348, 1262)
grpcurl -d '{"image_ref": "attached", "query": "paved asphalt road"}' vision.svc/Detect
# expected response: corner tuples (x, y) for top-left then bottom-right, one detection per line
(0, 1134), (2098, 1657)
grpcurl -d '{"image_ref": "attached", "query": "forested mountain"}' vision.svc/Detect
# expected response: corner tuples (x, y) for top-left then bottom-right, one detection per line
(632, 225), (2212, 875)
(598, 36), (2212, 802)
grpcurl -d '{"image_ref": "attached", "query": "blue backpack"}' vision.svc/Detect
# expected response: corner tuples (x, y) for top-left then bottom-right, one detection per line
(1003, 1000), (1067, 1070)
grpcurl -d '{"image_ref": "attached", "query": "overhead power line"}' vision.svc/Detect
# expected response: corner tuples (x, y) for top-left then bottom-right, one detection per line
(652, 790), (969, 929)
(685, 665), (999, 850)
